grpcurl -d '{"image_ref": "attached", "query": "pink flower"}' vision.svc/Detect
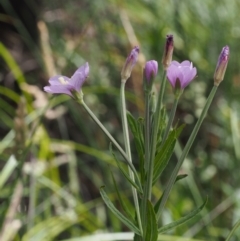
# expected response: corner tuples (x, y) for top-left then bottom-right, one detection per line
(44, 63), (89, 97)
(167, 60), (197, 89)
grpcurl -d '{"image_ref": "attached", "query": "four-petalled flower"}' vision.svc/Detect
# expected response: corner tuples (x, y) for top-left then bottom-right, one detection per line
(44, 62), (89, 98)
(167, 60), (197, 90)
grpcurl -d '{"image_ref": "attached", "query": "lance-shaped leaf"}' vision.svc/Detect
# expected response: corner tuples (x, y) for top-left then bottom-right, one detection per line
(109, 144), (143, 194)
(127, 112), (145, 181)
(127, 113), (145, 154)
(145, 200), (158, 241)
(110, 171), (135, 223)
(100, 186), (141, 235)
(153, 125), (185, 184)
(158, 197), (208, 233)
(154, 174), (188, 213)
(156, 108), (167, 146)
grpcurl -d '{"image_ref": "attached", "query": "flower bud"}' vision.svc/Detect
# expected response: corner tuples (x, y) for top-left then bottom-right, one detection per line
(144, 60), (158, 87)
(162, 35), (174, 70)
(121, 46), (140, 82)
(214, 46), (229, 86)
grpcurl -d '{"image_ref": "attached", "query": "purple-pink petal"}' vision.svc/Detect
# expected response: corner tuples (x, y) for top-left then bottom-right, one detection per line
(181, 67), (197, 88)
(44, 84), (74, 97)
(167, 64), (184, 88)
(70, 62), (89, 91)
(167, 60), (197, 89)
(180, 60), (191, 67)
(170, 61), (181, 67)
(44, 62), (89, 97)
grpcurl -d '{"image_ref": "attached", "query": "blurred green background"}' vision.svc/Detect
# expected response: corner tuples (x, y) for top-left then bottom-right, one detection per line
(0, 0), (240, 240)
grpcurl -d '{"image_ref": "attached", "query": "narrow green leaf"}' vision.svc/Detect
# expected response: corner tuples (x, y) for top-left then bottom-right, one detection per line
(137, 118), (145, 182)
(109, 144), (143, 194)
(127, 111), (138, 137)
(154, 174), (188, 213)
(158, 197), (208, 233)
(157, 107), (167, 144)
(100, 186), (141, 235)
(153, 125), (185, 184)
(226, 219), (240, 241)
(154, 195), (163, 214)
(127, 112), (144, 157)
(145, 200), (158, 241)
(137, 117), (145, 151)
(110, 171), (135, 222)
(127, 112), (144, 153)
(176, 174), (188, 182)
(153, 135), (176, 184)
(127, 113), (145, 183)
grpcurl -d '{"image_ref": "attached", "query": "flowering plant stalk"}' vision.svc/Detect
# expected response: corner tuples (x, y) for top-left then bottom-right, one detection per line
(44, 39), (230, 240)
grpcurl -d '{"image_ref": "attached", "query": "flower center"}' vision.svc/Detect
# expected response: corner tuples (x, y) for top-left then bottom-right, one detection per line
(58, 77), (68, 85)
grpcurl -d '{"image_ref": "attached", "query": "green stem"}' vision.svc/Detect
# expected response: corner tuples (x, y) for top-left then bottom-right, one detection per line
(226, 219), (240, 241)
(120, 82), (143, 236)
(140, 89), (151, 238)
(147, 70), (167, 199)
(141, 71), (167, 237)
(144, 90), (151, 172)
(156, 85), (218, 220)
(161, 97), (179, 145)
(81, 100), (141, 188)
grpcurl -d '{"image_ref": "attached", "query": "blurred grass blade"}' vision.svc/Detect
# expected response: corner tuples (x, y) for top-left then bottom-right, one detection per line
(100, 186), (141, 235)
(225, 219), (240, 241)
(0, 182), (23, 241)
(0, 42), (26, 84)
(0, 155), (18, 190)
(158, 197), (208, 233)
(0, 86), (20, 103)
(21, 216), (75, 241)
(230, 107), (240, 159)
